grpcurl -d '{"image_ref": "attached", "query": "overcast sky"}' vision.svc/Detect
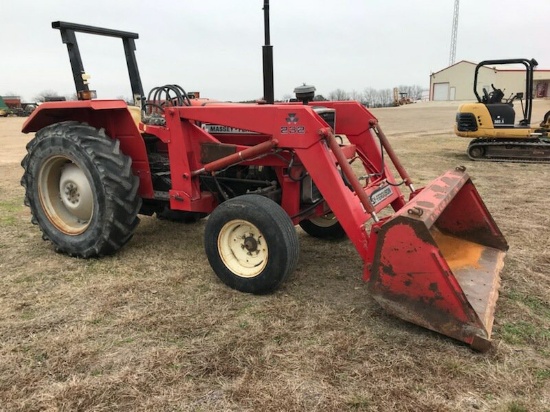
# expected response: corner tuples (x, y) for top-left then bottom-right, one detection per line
(2, 0), (549, 102)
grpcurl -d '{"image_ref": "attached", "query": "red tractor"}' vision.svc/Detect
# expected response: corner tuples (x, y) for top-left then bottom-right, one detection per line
(21, 14), (507, 351)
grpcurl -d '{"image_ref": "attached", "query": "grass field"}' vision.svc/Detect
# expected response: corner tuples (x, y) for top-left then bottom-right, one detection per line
(1, 101), (549, 411)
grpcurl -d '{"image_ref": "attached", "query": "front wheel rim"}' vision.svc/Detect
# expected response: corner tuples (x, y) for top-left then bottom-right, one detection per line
(38, 156), (94, 235)
(218, 219), (268, 278)
(308, 213), (338, 228)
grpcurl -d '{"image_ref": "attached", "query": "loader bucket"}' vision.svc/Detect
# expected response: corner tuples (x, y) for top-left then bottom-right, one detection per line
(366, 167), (508, 351)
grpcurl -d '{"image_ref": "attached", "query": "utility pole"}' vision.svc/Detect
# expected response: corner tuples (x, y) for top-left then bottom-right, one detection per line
(449, 0), (459, 66)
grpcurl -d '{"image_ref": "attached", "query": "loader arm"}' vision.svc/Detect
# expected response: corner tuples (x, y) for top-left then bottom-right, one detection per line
(163, 103), (404, 260)
(163, 102), (508, 350)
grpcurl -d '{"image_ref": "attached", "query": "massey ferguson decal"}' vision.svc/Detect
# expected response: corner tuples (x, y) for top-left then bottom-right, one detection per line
(281, 112), (305, 134)
(202, 124), (256, 134)
(286, 113), (299, 123)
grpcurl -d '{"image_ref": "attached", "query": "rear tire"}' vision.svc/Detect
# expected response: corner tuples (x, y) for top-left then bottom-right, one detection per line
(299, 213), (346, 239)
(204, 195), (299, 294)
(21, 121), (141, 257)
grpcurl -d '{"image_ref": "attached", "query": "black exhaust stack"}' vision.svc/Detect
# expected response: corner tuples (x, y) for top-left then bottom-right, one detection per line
(262, 0), (274, 104)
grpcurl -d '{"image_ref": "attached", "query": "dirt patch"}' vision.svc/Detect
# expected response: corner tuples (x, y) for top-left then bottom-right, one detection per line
(0, 117), (31, 164)
(1, 102), (549, 411)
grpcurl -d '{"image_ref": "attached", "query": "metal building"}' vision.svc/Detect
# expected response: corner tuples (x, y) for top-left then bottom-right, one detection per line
(429, 60), (550, 101)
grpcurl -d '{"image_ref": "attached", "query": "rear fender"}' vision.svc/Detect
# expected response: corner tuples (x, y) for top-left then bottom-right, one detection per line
(22, 100), (154, 198)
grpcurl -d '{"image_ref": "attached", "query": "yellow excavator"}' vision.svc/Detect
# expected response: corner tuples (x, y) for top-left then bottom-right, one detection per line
(455, 58), (550, 162)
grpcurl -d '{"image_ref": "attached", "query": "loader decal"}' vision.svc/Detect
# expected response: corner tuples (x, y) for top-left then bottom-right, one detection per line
(202, 124), (256, 134)
(285, 113), (298, 123)
(280, 126), (305, 134)
(369, 185), (393, 206)
(281, 113), (305, 134)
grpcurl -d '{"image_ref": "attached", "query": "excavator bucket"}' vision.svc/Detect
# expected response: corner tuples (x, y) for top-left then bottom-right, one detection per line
(366, 168), (508, 351)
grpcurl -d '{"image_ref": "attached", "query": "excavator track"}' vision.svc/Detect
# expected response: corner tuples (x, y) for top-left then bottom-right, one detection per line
(467, 138), (550, 163)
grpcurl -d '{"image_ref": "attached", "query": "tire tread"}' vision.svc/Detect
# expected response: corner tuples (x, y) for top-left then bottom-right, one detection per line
(21, 121), (141, 257)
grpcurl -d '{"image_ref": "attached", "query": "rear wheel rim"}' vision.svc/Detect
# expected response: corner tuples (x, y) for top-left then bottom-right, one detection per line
(218, 219), (268, 278)
(38, 156), (94, 235)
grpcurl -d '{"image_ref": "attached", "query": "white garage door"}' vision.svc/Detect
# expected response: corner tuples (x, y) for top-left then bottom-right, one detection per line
(433, 83), (449, 101)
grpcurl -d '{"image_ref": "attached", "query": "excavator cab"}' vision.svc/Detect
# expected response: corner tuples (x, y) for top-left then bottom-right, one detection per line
(455, 58), (550, 162)
(481, 84), (504, 105)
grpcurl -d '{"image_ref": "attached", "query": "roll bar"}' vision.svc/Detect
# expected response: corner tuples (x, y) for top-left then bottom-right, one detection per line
(52, 21), (144, 106)
(473, 58), (538, 124)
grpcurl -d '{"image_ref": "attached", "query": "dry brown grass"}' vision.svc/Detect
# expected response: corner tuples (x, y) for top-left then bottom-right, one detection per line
(1, 102), (549, 411)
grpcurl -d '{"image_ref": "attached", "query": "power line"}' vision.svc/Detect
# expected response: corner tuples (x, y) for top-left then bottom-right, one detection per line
(449, 0), (459, 66)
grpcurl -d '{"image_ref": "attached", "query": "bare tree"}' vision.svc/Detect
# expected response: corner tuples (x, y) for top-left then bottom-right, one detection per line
(349, 90), (363, 103)
(396, 85), (424, 101)
(380, 89), (393, 106)
(34, 90), (61, 103)
(308, 85), (427, 107)
(116, 95), (135, 104)
(369, 88), (393, 107)
(362, 87), (377, 108)
(328, 89), (350, 101)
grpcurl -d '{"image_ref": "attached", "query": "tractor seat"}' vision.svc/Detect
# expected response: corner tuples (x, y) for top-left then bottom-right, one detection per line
(127, 105), (142, 128)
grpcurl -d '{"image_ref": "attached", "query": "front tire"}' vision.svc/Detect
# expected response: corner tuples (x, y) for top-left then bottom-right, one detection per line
(21, 121), (141, 257)
(204, 195), (299, 294)
(299, 213), (346, 239)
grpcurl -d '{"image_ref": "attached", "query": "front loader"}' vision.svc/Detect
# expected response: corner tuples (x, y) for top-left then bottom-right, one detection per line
(20, 11), (508, 351)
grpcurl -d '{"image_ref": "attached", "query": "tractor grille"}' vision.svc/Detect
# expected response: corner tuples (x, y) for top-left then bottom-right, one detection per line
(456, 113), (478, 132)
